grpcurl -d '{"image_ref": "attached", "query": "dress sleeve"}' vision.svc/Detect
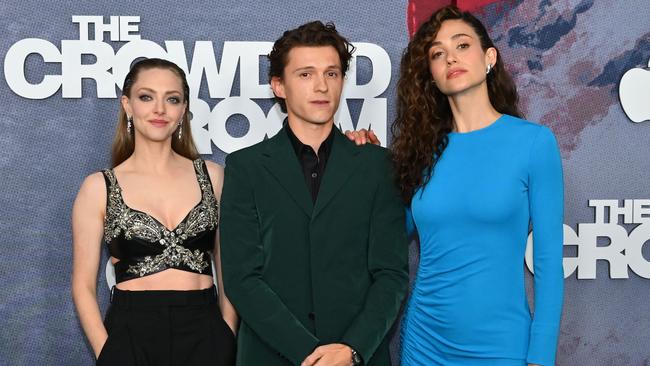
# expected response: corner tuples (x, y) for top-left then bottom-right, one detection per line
(526, 126), (565, 366)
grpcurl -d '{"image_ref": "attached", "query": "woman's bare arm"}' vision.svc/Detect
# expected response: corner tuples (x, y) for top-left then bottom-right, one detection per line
(71, 172), (108, 358)
(206, 161), (239, 335)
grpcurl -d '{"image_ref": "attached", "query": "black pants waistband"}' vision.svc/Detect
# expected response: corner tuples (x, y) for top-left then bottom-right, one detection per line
(111, 286), (217, 308)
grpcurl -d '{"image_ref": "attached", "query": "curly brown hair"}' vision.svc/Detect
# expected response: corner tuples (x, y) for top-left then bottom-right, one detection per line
(111, 58), (198, 167)
(268, 21), (355, 113)
(391, 5), (521, 204)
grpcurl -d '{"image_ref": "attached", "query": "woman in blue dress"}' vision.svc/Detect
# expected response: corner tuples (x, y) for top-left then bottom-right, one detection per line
(391, 6), (564, 366)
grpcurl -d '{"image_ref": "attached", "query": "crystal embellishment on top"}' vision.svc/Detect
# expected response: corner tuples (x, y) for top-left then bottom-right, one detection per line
(103, 159), (218, 277)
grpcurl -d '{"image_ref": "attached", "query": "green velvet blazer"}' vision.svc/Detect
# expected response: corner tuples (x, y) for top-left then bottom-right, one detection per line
(220, 127), (408, 366)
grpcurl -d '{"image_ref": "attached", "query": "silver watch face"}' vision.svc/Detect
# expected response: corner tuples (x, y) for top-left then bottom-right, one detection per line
(351, 349), (362, 364)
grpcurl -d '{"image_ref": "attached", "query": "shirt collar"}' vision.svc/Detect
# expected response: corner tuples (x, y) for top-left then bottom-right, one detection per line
(285, 121), (335, 157)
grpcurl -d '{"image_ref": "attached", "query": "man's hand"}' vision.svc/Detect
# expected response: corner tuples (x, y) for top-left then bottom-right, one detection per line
(301, 343), (353, 366)
(345, 128), (381, 146)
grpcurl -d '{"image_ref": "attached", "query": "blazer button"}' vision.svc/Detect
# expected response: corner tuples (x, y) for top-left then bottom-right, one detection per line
(308, 312), (315, 320)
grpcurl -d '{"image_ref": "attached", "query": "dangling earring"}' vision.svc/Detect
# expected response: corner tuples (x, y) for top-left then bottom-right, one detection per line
(127, 116), (133, 134)
(486, 64), (492, 75)
(178, 120), (183, 139)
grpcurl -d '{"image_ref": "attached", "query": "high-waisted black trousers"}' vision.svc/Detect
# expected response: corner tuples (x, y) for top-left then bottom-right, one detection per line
(97, 286), (235, 366)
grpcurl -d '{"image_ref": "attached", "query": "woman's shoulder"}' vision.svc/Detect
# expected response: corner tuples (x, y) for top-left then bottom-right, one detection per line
(74, 171), (108, 212)
(501, 114), (556, 139)
(502, 114), (541, 129)
(80, 171), (107, 193)
(202, 159), (224, 177)
(200, 159), (224, 193)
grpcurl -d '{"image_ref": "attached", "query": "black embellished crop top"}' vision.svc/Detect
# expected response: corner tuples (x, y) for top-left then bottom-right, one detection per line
(102, 159), (218, 284)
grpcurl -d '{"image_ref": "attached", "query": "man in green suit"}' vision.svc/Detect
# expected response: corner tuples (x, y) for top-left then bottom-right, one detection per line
(220, 21), (408, 366)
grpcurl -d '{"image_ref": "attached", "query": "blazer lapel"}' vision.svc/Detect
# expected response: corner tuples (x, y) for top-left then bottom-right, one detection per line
(312, 129), (361, 219)
(261, 130), (314, 217)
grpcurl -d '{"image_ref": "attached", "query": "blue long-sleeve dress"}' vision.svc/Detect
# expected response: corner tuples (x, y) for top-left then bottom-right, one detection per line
(400, 114), (564, 366)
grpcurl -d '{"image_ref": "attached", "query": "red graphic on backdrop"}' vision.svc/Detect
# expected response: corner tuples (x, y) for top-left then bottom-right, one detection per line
(407, 0), (503, 37)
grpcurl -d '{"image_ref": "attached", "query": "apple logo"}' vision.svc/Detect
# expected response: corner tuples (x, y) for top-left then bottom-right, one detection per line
(105, 258), (219, 289)
(619, 58), (650, 123)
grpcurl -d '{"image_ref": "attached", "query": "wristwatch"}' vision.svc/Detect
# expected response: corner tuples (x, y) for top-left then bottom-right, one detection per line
(350, 347), (362, 365)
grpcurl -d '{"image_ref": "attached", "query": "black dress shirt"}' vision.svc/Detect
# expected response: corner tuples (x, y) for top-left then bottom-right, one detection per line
(285, 124), (335, 203)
